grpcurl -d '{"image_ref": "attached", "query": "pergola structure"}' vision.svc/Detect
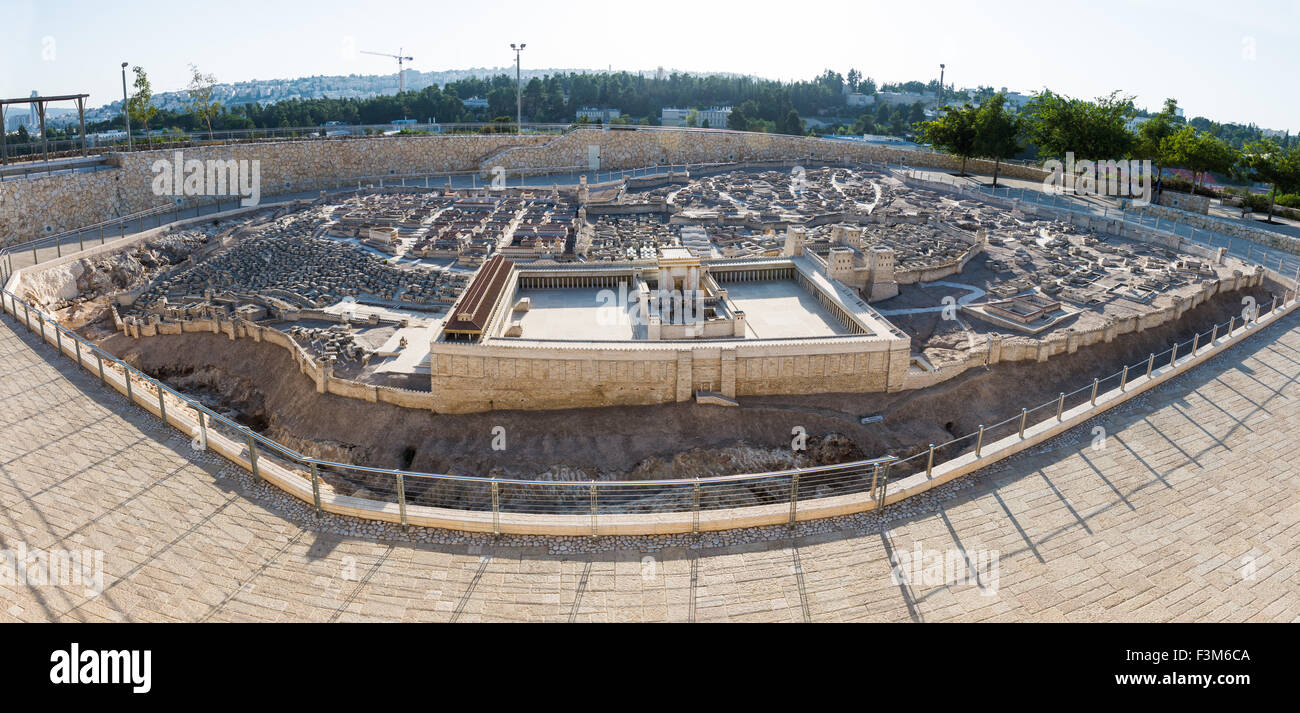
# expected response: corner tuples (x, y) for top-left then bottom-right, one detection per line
(0, 93), (91, 165)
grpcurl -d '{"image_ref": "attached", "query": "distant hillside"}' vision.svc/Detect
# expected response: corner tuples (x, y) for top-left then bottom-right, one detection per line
(78, 67), (712, 123)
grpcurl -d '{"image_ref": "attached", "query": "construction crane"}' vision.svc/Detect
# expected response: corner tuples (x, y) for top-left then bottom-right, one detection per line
(362, 48), (414, 94)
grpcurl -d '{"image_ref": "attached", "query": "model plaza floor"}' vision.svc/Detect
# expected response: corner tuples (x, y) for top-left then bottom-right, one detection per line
(513, 280), (850, 341)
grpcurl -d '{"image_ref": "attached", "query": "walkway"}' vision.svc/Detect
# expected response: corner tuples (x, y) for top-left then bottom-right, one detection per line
(0, 306), (1297, 621)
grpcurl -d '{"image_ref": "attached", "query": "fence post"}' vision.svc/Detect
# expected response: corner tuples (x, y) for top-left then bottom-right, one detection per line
(975, 425), (985, 457)
(310, 461), (322, 517)
(788, 472), (800, 525)
(1192, 332), (1200, 354)
(1018, 408), (1028, 438)
(247, 431), (260, 481)
(1170, 342), (1179, 367)
(396, 472), (408, 530)
(491, 479), (501, 536)
(1090, 378), (1099, 405)
(125, 367), (133, 403)
(23, 302), (30, 331)
(1211, 324), (1219, 345)
(1120, 365), (1129, 392)
(1229, 316), (1235, 335)
(197, 410), (207, 451)
(692, 479), (701, 535)
(74, 335), (81, 366)
(589, 481), (598, 537)
(1146, 353), (1155, 379)
(875, 460), (891, 511)
(157, 384), (166, 425)
(97, 353), (104, 384)
(1056, 392), (1065, 421)
(55, 326), (62, 356)
(926, 443), (935, 478)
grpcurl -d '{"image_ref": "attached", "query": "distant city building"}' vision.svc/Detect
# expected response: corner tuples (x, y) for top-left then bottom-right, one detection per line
(846, 92), (874, 108)
(662, 106), (731, 128)
(576, 107), (622, 122)
(876, 91), (937, 107)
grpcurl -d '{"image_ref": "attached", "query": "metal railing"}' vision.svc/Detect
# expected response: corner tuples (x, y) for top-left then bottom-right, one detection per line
(2, 160), (1298, 532)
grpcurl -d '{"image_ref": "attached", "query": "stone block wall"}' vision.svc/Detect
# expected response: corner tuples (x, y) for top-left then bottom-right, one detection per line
(1, 134), (547, 240)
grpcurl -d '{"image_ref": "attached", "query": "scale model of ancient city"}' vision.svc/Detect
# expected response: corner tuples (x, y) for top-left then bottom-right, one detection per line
(3, 129), (1292, 540)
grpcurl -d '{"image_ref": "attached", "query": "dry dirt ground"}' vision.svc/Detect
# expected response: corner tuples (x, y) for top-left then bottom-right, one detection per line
(86, 282), (1280, 481)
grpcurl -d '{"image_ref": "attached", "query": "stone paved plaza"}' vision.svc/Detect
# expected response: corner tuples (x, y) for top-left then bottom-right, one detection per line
(1, 305), (1297, 622)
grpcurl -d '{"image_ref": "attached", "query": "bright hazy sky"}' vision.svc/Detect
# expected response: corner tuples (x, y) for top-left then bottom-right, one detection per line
(3, 0), (1298, 131)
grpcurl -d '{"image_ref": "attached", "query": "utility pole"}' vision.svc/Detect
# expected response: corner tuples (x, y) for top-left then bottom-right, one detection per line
(511, 43), (526, 132)
(938, 63), (945, 108)
(121, 62), (132, 151)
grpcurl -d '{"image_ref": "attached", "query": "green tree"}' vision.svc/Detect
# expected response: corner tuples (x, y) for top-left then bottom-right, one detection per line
(727, 104), (748, 130)
(1024, 90), (1135, 160)
(973, 94), (1023, 186)
(1133, 98), (1180, 177)
(918, 103), (979, 175)
(186, 64), (221, 140)
(779, 108), (804, 135)
(126, 66), (158, 145)
(1238, 138), (1300, 223)
(685, 108), (699, 127)
(1163, 126), (1237, 190)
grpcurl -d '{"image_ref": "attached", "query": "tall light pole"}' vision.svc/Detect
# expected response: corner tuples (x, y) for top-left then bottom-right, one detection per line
(121, 62), (133, 151)
(938, 63), (945, 108)
(510, 43), (526, 133)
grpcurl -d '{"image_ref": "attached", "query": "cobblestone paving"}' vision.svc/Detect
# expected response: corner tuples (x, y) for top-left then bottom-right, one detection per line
(1, 307), (1297, 622)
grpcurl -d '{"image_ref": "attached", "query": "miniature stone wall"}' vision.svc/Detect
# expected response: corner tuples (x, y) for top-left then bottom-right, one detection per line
(1, 134), (548, 240)
(428, 336), (910, 413)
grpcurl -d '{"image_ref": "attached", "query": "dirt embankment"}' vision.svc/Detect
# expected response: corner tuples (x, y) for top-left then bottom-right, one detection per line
(88, 282), (1279, 480)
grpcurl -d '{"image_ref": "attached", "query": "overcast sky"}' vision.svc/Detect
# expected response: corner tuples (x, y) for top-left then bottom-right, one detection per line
(3, 0), (1297, 131)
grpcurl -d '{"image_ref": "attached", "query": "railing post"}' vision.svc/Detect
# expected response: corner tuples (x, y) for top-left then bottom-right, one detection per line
(1056, 392), (1065, 421)
(1019, 408), (1028, 438)
(975, 425), (985, 457)
(1146, 353), (1155, 379)
(491, 479), (501, 536)
(157, 384), (167, 424)
(1120, 365), (1129, 392)
(1170, 342), (1179, 367)
(396, 472), (408, 530)
(23, 302), (30, 331)
(926, 443), (935, 478)
(197, 410), (207, 450)
(55, 326), (63, 357)
(74, 335), (81, 366)
(1211, 324), (1219, 345)
(125, 367), (133, 403)
(1090, 378), (1099, 405)
(875, 460), (891, 510)
(692, 479), (701, 535)
(788, 472), (800, 525)
(1229, 315), (1235, 335)
(97, 353), (104, 384)
(310, 461), (322, 517)
(247, 431), (260, 481)
(1192, 332), (1200, 354)
(589, 481), (598, 537)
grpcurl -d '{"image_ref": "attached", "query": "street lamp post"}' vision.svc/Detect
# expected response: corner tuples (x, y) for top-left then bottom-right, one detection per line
(938, 63), (945, 107)
(510, 43), (526, 133)
(121, 62), (132, 151)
